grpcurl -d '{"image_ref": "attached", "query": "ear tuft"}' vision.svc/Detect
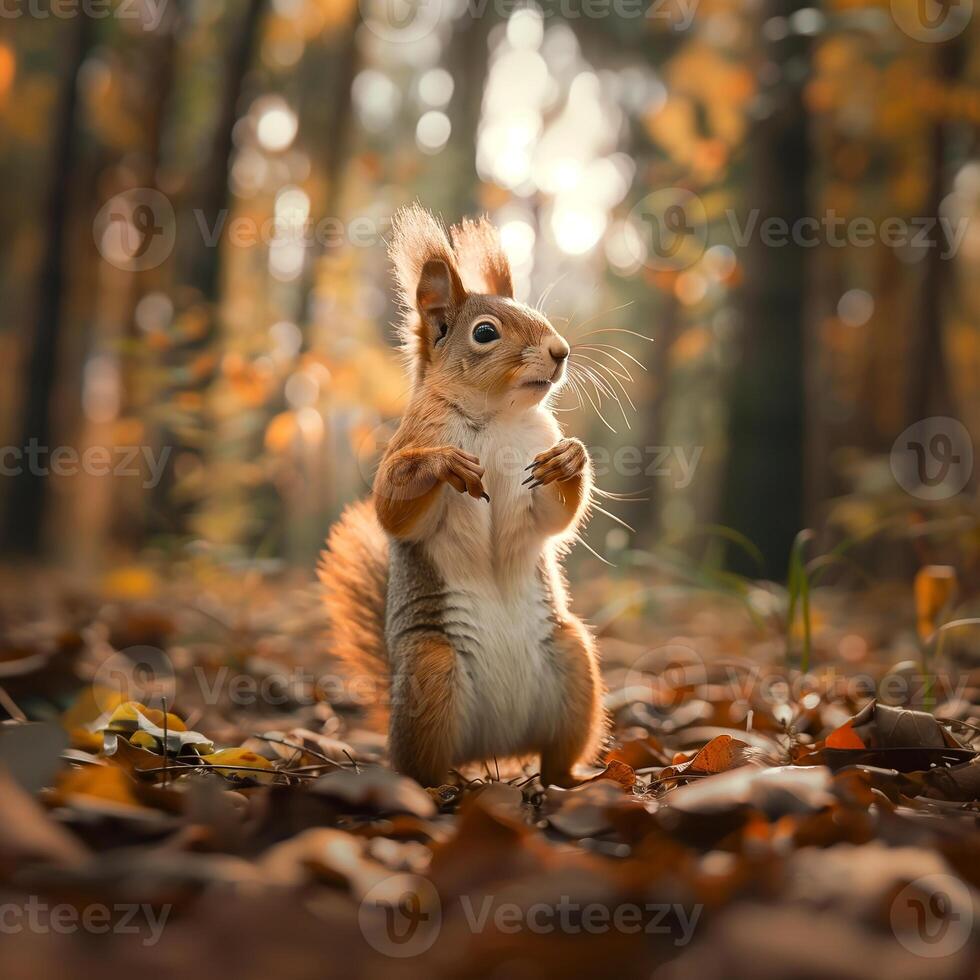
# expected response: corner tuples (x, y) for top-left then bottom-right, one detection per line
(388, 205), (465, 371)
(450, 216), (514, 299)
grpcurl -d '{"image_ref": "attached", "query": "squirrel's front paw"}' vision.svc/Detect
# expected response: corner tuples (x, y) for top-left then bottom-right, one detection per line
(435, 446), (490, 502)
(523, 438), (587, 490)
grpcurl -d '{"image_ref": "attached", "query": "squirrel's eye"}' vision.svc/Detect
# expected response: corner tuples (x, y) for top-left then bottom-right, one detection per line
(472, 322), (500, 344)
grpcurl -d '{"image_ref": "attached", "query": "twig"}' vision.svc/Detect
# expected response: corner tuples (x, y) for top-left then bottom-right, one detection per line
(449, 769), (485, 787)
(0, 685), (27, 722)
(249, 732), (349, 769)
(162, 697), (169, 788)
(139, 762), (314, 780)
(946, 717), (980, 735)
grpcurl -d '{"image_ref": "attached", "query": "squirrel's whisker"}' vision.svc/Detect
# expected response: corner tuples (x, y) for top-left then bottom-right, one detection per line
(592, 359), (638, 414)
(572, 350), (633, 383)
(593, 485), (650, 502)
(574, 327), (654, 343)
(566, 300), (636, 339)
(573, 532), (615, 567)
(569, 365), (617, 433)
(574, 362), (616, 401)
(574, 342), (646, 374)
(563, 374), (586, 413)
(571, 355), (637, 424)
(591, 503), (636, 533)
(573, 362), (630, 429)
(535, 275), (567, 314)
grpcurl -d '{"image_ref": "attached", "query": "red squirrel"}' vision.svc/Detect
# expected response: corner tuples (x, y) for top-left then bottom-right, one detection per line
(319, 204), (606, 788)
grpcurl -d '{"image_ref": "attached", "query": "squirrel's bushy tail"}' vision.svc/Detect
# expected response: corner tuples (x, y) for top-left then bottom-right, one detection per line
(318, 499), (390, 726)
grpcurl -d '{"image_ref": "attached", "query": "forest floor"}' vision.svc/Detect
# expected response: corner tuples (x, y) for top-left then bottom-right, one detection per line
(1, 561), (979, 980)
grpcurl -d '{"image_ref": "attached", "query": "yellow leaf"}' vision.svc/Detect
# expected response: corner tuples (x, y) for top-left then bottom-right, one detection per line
(55, 766), (148, 811)
(104, 701), (150, 732)
(201, 748), (275, 782)
(915, 565), (957, 642)
(129, 731), (159, 751)
(62, 686), (125, 735)
(102, 566), (160, 600)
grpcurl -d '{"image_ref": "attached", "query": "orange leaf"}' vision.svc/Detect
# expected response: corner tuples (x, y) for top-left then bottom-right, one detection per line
(914, 565), (957, 642)
(585, 761), (636, 791)
(687, 734), (747, 774)
(826, 721), (865, 750)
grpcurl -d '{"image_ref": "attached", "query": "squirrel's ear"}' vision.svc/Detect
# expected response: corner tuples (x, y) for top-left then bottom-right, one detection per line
(450, 217), (513, 299)
(417, 259), (462, 329)
(389, 205), (466, 363)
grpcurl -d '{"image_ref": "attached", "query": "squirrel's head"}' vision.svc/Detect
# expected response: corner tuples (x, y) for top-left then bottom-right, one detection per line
(388, 204), (569, 412)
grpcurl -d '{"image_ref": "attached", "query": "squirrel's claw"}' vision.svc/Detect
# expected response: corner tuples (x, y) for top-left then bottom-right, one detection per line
(480, 491), (491, 503)
(521, 475), (536, 486)
(526, 480), (543, 491)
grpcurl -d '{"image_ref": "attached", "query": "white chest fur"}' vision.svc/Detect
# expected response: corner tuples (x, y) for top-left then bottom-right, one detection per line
(421, 407), (567, 759)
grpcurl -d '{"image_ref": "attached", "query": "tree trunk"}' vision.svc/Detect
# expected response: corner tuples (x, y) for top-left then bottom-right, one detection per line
(150, 0), (268, 533)
(182, 0), (267, 300)
(3, 17), (93, 554)
(720, 1), (809, 579)
(908, 38), (963, 424)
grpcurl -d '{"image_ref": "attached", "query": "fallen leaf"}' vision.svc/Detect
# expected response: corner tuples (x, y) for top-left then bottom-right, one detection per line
(200, 748), (276, 783)
(667, 765), (835, 817)
(311, 768), (436, 818)
(914, 565), (957, 642)
(0, 766), (89, 869)
(0, 722), (67, 794)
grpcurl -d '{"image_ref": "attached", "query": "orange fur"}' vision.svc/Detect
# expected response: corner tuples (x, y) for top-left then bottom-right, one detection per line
(388, 205), (463, 381)
(374, 445), (487, 539)
(389, 636), (459, 788)
(317, 500), (389, 727)
(450, 216), (514, 298)
(321, 203), (607, 788)
(539, 617), (605, 788)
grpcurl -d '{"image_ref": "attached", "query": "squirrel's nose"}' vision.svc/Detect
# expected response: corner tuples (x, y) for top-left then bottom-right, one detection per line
(549, 341), (570, 364)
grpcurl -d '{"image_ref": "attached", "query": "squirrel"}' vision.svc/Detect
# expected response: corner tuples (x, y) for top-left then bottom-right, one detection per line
(319, 204), (606, 788)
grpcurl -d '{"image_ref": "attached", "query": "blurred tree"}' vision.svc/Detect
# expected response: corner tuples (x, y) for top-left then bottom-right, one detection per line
(911, 36), (964, 424)
(150, 0), (269, 536)
(2, 16), (93, 554)
(721, 0), (808, 577)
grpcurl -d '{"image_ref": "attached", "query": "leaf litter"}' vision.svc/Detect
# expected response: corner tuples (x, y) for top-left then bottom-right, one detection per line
(0, 568), (978, 979)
